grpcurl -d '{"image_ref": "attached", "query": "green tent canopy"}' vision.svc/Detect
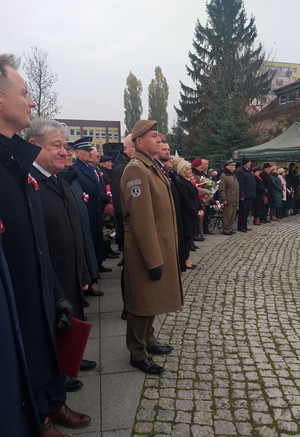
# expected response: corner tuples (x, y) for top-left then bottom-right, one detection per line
(234, 122), (300, 161)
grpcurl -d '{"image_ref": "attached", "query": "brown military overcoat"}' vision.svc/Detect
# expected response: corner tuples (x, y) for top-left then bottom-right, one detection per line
(120, 149), (183, 316)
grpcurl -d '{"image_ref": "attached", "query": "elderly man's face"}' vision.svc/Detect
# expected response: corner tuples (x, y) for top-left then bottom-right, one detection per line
(101, 160), (113, 170)
(244, 161), (251, 169)
(202, 159), (209, 171)
(90, 150), (100, 167)
(227, 164), (236, 173)
(0, 66), (35, 137)
(76, 149), (92, 165)
(124, 139), (135, 158)
(136, 130), (161, 158)
(34, 130), (68, 175)
(158, 141), (170, 162)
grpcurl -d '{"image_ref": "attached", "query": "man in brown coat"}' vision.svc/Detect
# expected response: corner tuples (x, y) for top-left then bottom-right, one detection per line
(120, 120), (183, 375)
(218, 160), (239, 235)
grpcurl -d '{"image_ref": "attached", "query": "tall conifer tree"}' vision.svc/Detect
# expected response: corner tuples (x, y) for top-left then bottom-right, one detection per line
(176, 0), (272, 163)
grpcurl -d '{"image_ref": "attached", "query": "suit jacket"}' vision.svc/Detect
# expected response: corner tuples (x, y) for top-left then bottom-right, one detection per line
(73, 158), (106, 265)
(32, 166), (90, 320)
(0, 134), (63, 393)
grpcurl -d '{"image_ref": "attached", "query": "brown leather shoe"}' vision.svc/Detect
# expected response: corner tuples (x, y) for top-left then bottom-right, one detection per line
(51, 404), (91, 428)
(41, 417), (63, 437)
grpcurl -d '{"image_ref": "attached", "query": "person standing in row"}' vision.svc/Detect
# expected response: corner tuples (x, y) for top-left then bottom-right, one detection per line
(218, 160), (239, 235)
(120, 120), (183, 375)
(235, 157), (255, 232)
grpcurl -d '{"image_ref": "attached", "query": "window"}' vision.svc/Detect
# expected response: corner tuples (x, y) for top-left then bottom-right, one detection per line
(102, 130), (106, 139)
(89, 129), (93, 136)
(70, 129), (74, 137)
(108, 130), (112, 139)
(293, 68), (297, 73)
(76, 129), (80, 136)
(95, 130), (100, 139)
(83, 129), (87, 136)
(279, 94), (287, 105)
(114, 130), (119, 140)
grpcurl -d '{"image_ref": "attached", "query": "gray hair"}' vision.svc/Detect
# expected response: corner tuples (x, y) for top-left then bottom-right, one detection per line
(0, 53), (21, 93)
(24, 118), (67, 142)
(177, 160), (191, 177)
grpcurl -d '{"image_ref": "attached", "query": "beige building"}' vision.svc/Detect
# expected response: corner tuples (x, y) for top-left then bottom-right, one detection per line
(261, 61), (300, 106)
(55, 118), (121, 154)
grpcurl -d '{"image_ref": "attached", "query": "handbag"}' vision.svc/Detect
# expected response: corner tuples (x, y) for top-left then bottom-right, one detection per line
(263, 195), (268, 205)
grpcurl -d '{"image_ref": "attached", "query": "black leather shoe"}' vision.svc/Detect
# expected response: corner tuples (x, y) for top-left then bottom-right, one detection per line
(238, 228), (247, 233)
(121, 309), (128, 320)
(203, 230), (214, 235)
(147, 342), (173, 355)
(117, 258), (124, 266)
(223, 232), (231, 235)
(130, 357), (165, 374)
(64, 375), (83, 392)
(246, 228), (252, 231)
(99, 265), (112, 273)
(80, 359), (97, 371)
(86, 286), (104, 296)
(186, 264), (197, 269)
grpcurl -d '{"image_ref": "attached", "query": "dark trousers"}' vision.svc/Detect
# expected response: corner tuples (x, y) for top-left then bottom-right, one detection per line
(126, 314), (156, 361)
(34, 374), (66, 423)
(238, 198), (252, 230)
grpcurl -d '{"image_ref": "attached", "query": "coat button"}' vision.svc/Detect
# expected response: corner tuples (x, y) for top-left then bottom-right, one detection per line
(21, 400), (26, 409)
(38, 248), (43, 256)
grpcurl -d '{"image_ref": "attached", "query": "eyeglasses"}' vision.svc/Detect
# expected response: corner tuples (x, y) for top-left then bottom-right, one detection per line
(64, 145), (74, 153)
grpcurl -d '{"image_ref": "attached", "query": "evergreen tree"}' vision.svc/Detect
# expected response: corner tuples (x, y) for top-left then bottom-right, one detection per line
(176, 0), (272, 159)
(23, 46), (61, 118)
(148, 66), (169, 134)
(124, 72), (143, 135)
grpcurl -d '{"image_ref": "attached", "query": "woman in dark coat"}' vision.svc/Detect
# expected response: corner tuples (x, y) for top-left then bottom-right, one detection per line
(176, 160), (204, 269)
(252, 167), (266, 225)
(270, 166), (283, 221)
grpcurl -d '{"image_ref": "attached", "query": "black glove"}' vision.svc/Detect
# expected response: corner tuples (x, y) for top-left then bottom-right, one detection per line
(55, 298), (73, 333)
(149, 266), (162, 281)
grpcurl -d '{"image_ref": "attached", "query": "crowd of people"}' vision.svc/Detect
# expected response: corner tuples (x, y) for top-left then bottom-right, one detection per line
(1, 52), (300, 436)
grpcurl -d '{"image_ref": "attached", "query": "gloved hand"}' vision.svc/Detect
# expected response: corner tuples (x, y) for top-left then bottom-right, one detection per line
(55, 298), (73, 333)
(149, 266), (162, 281)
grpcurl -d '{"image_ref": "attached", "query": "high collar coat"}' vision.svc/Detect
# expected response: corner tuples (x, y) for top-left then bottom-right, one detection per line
(0, 134), (63, 393)
(120, 150), (183, 316)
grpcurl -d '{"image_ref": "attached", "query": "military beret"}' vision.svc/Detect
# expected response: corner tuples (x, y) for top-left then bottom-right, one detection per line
(225, 160), (236, 167)
(100, 155), (113, 163)
(131, 120), (158, 141)
(192, 158), (202, 168)
(73, 136), (94, 151)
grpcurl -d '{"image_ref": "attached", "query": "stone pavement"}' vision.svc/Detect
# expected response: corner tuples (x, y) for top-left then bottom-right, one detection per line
(58, 215), (300, 437)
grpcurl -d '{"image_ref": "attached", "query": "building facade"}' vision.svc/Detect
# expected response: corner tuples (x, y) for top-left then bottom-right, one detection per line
(55, 119), (121, 154)
(261, 61), (300, 106)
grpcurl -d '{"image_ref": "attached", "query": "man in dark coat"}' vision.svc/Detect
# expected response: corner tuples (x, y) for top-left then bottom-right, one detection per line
(26, 118), (97, 380)
(73, 139), (111, 272)
(235, 157), (256, 232)
(0, 216), (42, 437)
(111, 134), (135, 319)
(260, 162), (273, 223)
(99, 154), (113, 183)
(0, 54), (90, 436)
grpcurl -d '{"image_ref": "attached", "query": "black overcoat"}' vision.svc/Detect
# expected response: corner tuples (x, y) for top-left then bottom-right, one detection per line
(73, 158), (106, 265)
(111, 151), (130, 248)
(252, 175), (265, 217)
(0, 134), (63, 394)
(0, 225), (42, 437)
(260, 170), (273, 203)
(60, 167), (99, 282)
(177, 176), (202, 239)
(32, 166), (91, 320)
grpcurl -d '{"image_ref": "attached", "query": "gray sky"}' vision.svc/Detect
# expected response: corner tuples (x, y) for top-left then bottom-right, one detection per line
(3, 0), (300, 134)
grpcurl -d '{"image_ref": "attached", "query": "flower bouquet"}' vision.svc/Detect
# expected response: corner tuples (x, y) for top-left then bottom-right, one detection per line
(192, 176), (220, 203)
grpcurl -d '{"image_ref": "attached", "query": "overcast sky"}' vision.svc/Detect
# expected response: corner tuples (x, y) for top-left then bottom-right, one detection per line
(3, 0), (300, 135)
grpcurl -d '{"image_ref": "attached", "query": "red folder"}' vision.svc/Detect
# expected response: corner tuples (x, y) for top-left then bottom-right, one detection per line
(56, 318), (92, 378)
